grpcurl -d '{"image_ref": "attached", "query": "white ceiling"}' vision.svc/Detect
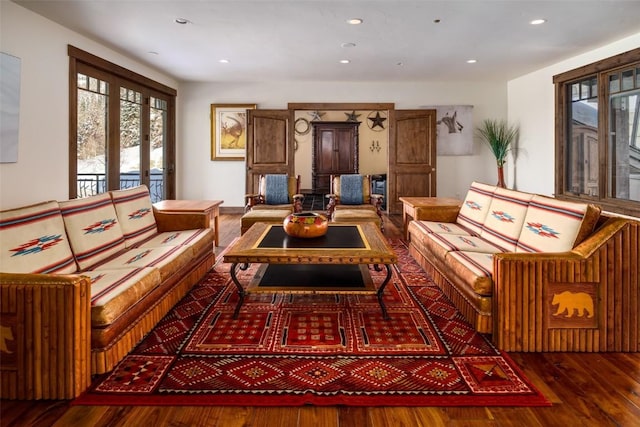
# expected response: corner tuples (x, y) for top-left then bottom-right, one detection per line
(13, 0), (640, 83)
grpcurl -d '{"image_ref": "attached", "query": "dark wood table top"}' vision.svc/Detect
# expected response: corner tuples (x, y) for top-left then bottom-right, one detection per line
(223, 222), (397, 265)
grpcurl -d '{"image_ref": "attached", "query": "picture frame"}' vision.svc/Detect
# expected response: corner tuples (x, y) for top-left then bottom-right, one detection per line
(434, 105), (474, 156)
(210, 103), (256, 160)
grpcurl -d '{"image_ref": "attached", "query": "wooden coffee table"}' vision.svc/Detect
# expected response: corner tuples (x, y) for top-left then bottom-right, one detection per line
(223, 222), (397, 319)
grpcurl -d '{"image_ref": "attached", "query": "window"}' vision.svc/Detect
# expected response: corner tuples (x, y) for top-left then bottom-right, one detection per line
(554, 48), (640, 217)
(69, 46), (176, 202)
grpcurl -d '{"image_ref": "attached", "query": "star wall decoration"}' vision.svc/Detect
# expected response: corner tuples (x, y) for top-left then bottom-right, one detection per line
(367, 111), (387, 131)
(344, 111), (361, 122)
(309, 111), (325, 121)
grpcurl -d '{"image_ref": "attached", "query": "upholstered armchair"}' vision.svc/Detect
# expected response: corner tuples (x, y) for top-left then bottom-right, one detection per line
(326, 174), (384, 225)
(244, 174), (304, 213)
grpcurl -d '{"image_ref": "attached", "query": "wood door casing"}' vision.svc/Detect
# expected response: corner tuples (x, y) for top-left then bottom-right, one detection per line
(245, 110), (294, 194)
(312, 122), (359, 194)
(388, 109), (437, 214)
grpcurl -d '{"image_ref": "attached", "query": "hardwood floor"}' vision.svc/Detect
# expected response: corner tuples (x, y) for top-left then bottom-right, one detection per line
(2, 213), (639, 427)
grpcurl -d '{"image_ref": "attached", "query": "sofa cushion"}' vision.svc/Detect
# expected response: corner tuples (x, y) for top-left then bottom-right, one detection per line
(480, 187), (534, 252)
(0, 201), (77, 274)
(411, 220), (476, 236)
(446, 251), (495, 296)
(455, 182), (497, 235)
(88, 244), (192, 281)
(110, 185), (158, 248)
(60, 193), (126, 270)
(135, 228), (213, 258)
(86, 267), (161, 326)
(516, 195), (600, 253)
(425, 233), (506, 260)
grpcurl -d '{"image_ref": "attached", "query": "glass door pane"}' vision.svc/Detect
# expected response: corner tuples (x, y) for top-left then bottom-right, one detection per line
(567, 77), (599, 196)
(609, 90), (640, 201)
(76, 73), (108, 197)
(149, 97), (167, 202)
(119, 87), (142, 191)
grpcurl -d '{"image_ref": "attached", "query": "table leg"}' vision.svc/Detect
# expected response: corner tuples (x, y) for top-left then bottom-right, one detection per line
(374, 264), (392, 320)
(212, 207), (220, 247)
(230, 263), (249, 318)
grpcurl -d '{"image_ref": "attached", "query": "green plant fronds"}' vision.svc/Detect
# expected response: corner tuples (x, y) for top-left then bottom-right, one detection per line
(477, 119), (519, 167)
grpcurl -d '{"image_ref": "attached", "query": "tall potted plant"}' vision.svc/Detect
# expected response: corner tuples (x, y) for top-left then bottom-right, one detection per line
(477, 119), (519, 188)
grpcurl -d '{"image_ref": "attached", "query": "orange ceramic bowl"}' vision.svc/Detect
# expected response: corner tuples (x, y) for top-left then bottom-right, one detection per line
(283, 212), (328, 238)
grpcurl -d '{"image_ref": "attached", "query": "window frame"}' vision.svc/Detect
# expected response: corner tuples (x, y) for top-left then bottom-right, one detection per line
(68, 45), (177, 200)
(554, 47), (640, 217)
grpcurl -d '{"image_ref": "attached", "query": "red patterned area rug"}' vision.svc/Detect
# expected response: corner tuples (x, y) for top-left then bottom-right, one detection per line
(73, 240), (550, 407)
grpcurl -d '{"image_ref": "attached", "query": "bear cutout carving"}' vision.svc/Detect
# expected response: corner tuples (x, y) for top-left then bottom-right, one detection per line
(551, 291), (594, 318)
(0, 325), (14, 354)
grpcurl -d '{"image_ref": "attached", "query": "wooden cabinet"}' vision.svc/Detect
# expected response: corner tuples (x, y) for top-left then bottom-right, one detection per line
(312, 121), (359, 194)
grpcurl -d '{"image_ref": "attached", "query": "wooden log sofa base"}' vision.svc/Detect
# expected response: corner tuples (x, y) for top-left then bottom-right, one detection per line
(407, 181), (639, 353)
(0, 185), (215, 399)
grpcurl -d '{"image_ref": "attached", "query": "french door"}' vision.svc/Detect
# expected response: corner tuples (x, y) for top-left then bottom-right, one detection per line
(69, 46), (176, 202)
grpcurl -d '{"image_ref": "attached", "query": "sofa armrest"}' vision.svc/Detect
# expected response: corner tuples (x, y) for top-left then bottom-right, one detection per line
(153, 210), (209, 232)
(492, 217), (639, 352)
(414, 205), (461, 223)
(0, 273), (92, 399)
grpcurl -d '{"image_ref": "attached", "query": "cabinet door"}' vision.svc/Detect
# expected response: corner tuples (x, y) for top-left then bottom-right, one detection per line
(312, 122), (359, 194)
(316, 127), (336, 174)
(335, 127), (358, 172)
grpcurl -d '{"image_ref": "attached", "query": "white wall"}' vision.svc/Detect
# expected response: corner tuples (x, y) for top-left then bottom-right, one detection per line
(0, 1), (177, 209)
(179, 81), (507, 207)
(508, 32), (640, 196)
(11, 1), (636, 212)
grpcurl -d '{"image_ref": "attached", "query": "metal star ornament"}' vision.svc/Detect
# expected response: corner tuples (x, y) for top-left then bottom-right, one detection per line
(368, 111), (387, 130)
(309, 111), (325, 121)
(345, 111), (361, 122)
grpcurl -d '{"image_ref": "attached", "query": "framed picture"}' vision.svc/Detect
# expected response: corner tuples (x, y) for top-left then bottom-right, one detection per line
(434, 105), (474, 156)
(210, 103), (256, 160)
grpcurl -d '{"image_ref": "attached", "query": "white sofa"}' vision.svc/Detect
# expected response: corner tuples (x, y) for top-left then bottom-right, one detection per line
(0, 185), (215, 399)
(407, 182), (639, 353)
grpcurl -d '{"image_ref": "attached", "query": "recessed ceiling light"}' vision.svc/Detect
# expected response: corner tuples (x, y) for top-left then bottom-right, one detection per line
(340, 59), (351, 64)
(341, 42), (356, 48)
(175, 18), (190, 24)
(530, 19), (546, 25)
(467, 59), (477, 64)
(347, 18), (363, 25)
(219, 59), (230, 64)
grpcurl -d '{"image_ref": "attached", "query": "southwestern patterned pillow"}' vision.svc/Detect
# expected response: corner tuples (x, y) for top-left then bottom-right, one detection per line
(480, 187), (534, 252)
(455, 181), (497, 235)
(110, 185), (158, 247)
(0, 201), (77, 274)
(516, 195), (595, 253)
(60, 193), (125, 270)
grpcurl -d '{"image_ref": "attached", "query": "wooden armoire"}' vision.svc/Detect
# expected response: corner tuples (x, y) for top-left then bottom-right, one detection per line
(311, 121), (359, 194)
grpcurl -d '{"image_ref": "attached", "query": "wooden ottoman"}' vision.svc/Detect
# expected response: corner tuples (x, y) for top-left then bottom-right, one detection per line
(241, 209), (292, 234)
(332, 208), (382, 229)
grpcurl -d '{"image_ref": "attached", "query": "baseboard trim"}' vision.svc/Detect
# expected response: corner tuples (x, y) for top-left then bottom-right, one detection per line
(220, 206), (244, 214)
